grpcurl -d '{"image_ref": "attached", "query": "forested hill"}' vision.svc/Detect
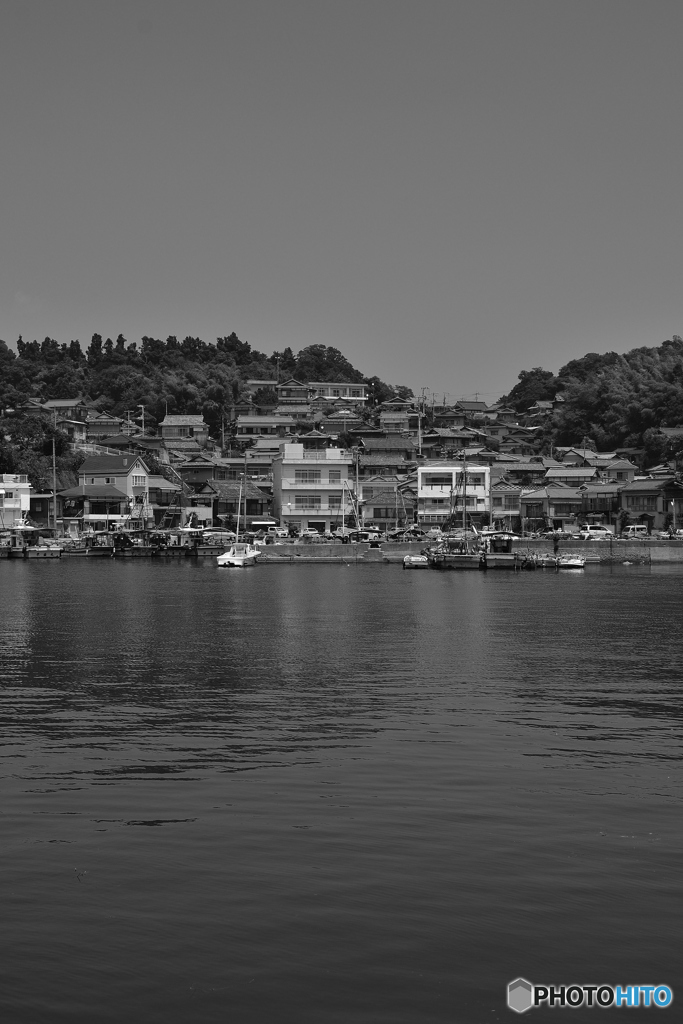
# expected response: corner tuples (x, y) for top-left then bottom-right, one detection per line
(0, 333), (408, 433)
(502, 336), (683, 451)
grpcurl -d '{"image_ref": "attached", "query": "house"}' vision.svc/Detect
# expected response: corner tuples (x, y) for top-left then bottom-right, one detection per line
(619, 477), (683, 532)
(363, 486), (417, 531)
(454, 400), (488, 419)
(58, 483), (130, 527)
(490, 481), (523, 529)
(603, 459), (638, 483)
(198, 480), (271, 528)
(272, 443), (355, 533)
(580, 483), (624, 527)
(243, 379), (279, 397)
(416, 461), (490, 528)
(56, 417), (88, 443)
(359, 434), (418, 461)
(308, 382), (367, 407)
(0, 474), (32, 527)
(544, 466), (599, 486)
(236, 414), (297, 440)
(41, 397), (89, 421)
(324, 409), (364, 432)
(520, 485), (584, 532)
(498, 461), (548, 486)
(378, 399), (419, 434)
(158, 415), (209, 444)
(84, 412), (124, 441)
(273, 379), (311, 417)
(78, 454), (151, 507)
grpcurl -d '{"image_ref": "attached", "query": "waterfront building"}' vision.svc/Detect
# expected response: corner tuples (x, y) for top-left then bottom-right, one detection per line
(416, 462), (491, 528)
(77, 455), (152, 521)
(520, 485), (583, 532)
(490, 481), (523, 530)
(619, 477), (683, 532)
(272, 443), (355, 533)
(0, 474), (31, 527)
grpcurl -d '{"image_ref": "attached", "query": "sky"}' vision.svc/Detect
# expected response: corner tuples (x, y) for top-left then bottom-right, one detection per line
(1, 0), (683, 401)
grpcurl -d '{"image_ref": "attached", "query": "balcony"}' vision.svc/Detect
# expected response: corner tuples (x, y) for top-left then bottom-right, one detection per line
(283, 504), (354, 514)
(282, 480), (349, 490)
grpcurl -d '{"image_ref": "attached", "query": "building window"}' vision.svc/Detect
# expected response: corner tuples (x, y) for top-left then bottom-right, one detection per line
(423, 474), (453, 488)
(492, 497), (503, 507)
(295, 470), (321, 483)
(132, 475), (145, 486)
(328, 469), (341, 483)
(34, 502), (42, 511)
(295, 495), (321, 509)
(329, 495), (341, 509)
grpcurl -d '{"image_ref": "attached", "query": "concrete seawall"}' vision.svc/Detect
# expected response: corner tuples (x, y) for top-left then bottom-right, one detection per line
(511, 538), (683, 563)
(259, 538), (683, 564)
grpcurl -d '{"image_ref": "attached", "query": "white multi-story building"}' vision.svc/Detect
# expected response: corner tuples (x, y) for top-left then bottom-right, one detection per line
(417, 462), (490, 527)
(272, 443), (356, 533)
(0, 474), (31, 527)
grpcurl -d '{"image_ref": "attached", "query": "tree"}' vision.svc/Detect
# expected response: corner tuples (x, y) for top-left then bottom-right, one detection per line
(502, 367), (558, 413)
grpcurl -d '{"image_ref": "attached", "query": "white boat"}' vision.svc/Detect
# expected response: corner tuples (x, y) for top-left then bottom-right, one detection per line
(557, 555), (585, 569)
(217, 542), (260, 567)
(215, 478), (260, 566)
(403, 554), (429, 569)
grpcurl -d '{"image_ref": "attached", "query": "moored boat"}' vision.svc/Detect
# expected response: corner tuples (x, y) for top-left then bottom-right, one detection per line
(217, 542), (260, 567)
(403, 554), (429, 569)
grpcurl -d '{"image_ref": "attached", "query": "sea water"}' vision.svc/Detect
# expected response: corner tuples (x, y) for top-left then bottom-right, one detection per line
(1, 560), (682, 1022)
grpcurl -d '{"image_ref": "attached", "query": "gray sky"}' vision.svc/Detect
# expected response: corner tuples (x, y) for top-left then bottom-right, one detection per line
(2, 0), (682, 400)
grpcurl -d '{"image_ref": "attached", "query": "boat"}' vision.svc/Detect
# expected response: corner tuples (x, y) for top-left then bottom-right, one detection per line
(427, 531), (521, 570)
(403, 554), (429, 569)
(217, 542), (260, 567)
(557, 555), (586, 569)
(216, 477), (260, 567)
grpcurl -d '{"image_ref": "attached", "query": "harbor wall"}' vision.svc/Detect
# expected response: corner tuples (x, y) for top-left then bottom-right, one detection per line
(511, 538), (683, 563)
(259, 539), (683, 564)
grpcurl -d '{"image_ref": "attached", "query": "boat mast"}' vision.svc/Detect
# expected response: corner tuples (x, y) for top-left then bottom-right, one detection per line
(236, 479), (243, 538)
(243, 449), (248, 532)
(462, 449), (467, 534)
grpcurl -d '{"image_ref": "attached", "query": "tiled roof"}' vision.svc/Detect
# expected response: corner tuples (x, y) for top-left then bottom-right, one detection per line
(160, 415), (207, 425)
(59, 484), (129, 499)
(79, 455), (148, 474)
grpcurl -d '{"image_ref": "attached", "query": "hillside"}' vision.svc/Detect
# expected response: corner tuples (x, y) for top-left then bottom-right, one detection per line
(502, 336), (683, 456)
(0, 333), (407, 434)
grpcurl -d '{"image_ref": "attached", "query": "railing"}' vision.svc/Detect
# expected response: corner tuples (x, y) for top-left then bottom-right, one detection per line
(286, 504), (353, 513)
(70, 442), (121, 457)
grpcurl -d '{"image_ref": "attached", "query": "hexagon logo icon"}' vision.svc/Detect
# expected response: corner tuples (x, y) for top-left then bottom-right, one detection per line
(508, 978), (534, 1014)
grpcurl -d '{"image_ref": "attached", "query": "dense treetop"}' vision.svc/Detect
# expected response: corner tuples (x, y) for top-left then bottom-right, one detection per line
(0, 333), (409, 435)
(501, 337), (683, 454)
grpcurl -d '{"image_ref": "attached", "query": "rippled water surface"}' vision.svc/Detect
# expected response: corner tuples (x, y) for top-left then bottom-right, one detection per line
(1, 560), (682, 1022)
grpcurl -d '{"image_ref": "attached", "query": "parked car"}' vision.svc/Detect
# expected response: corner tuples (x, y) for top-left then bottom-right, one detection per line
(348, 529), (381, 543)
(622, 524), (649, 538)
(578, 525), (614, 540)
(300, 528), (323, 538)
(267, 526), (289, 538)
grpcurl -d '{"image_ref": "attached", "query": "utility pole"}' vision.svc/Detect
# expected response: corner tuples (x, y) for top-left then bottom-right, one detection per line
(138, 404), (145, 436)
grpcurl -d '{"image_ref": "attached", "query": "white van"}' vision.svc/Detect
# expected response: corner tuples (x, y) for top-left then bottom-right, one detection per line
(622, 524), (649, 538)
